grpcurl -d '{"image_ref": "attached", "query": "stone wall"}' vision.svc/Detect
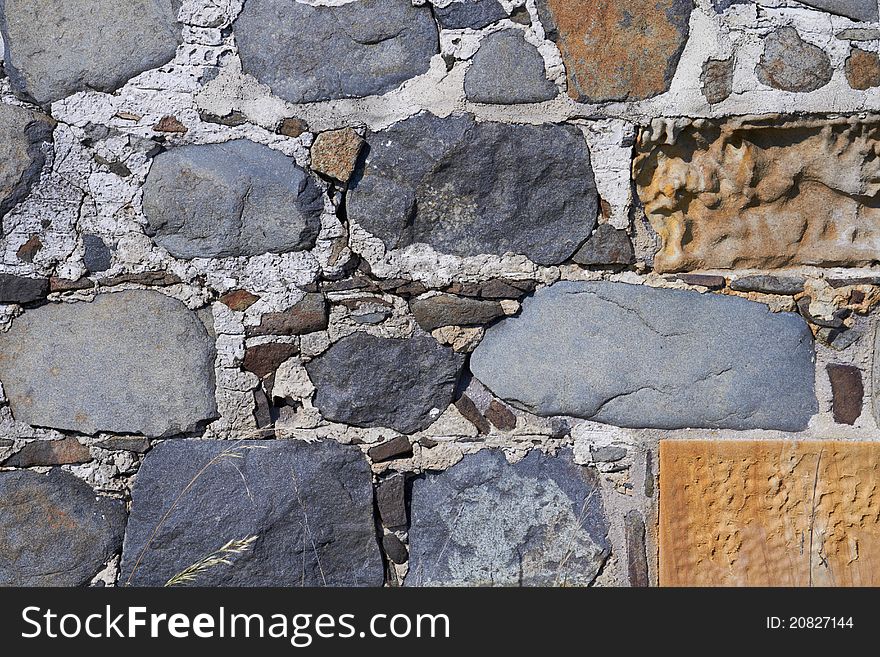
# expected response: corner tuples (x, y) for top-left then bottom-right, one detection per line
(0, 0), (878, 587)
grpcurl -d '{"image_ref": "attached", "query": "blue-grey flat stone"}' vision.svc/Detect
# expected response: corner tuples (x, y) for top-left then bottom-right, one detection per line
(435, 0), (507, 30)
(465, 30), (558, 104)
(470, 281), (818, 430)
(800, 1), (878, 22)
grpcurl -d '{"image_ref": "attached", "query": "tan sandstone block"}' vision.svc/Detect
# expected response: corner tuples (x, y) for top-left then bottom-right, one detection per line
(660, 440), (880, 587)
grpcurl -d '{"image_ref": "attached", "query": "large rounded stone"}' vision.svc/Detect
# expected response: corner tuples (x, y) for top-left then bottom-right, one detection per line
(0, 103), (52, 220)
(407, 449), (610, 587)
(143, 140), (323, 260)
(0, 0), (182, 106)
(470, 281), (818, 431)
(0, 470), (125, 586)
(0, 290), (218, 437)
(347, 113), (598, 265)
(305, 332), (465, 434)
(235, 0), (439, 104)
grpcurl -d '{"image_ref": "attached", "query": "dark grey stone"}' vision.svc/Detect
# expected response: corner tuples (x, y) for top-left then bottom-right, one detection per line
(464, 30), (557, 104)
(801, 1), (878, 22)
(701, 57), (735, 104)
(407, 449), (609, 586)
(435, 0), (507, 30)
(712, 0), (749, 11)
(348, 114), (598, 265)
(571, 224), (635, 266)
(368, 436), (414, 463)
(0, 273), (49, 304)
(120, 440), (383, 587)
(307, 332), (464, 434)
(0, 469), (125, 586)
(0, 0), (182, 106)
(757, 27), (832, 93)
(0, 104), (52, 221)
(382, 534), (408, 565)
(143, 140), (323, 260)
(82, 234), (112, 273)
(410, 294), (506, 331)
(730, 275), (806, 296)
(470, 281), (817, 431)
(235, 0), (438, 104)
(624, 511), (649, 587)
(376, 474), (407, 528)
(0, 290), (218, 437)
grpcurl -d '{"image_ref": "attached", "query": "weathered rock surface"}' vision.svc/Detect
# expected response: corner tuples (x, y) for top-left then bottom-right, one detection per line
(701, 57), (735, 104)
(407, 449), (609, 586)
(121, 440), (383, 587)
(435, 0), (507, 30)
(470, 281), (817, 430)
(827, 364), (863, 425)
(756, 27), (832, 93)
(571, 224), (635, 266)
(0, 469), (125, 586)
(0, 273), (49, 304)
(311, 128), (364, 183)
(82, 234), (112, 273)
(348, 114), (598, 265)
(143, 140), (323, 260)
(464, 30), (557, 104)
(846, 47), (880, 90)
(635, 116), (880, 272)
(0, 104), (52, 220)
(410, 294), (506, 331)
(235, 0), (438, 104)
(729, 275), (806, 296)
(3, 437), (91, 467)
(247, 293), (329, 336)
(801, 1), (879, 22)
(535, 0), (692, 103)
(306, 333), (464, 434)
(0, 0), (182, 106)
(0, 290), (218, 436)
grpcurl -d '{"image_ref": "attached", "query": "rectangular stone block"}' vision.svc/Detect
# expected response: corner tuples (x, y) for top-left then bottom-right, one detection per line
(635, 116), (880, 272)
(660, 440), (880, 586)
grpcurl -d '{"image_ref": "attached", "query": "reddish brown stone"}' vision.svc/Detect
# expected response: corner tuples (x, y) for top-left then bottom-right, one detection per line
(16, 235), (42, 263)
(484, 399), (517, 431)
(368, 436), (413, 463)
(454, 395), (491, 434)
(311, 128), (365, 183)
(827, 364), (864, 425)
(278, 117), (309, 138)
(220, 289), (260, 312)
(248, 293), (329, 336)
(846, 47), (880, 90)
(242, 343), (299, 379)
(49, 276), (93, 292)
(376, 474), (407, 528)
(153, 115), (187, 133)
(2, 437), (91, 467)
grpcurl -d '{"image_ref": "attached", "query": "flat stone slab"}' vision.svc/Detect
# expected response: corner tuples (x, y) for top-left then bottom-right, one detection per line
(120, 440), (383, 587)
(464, 30), (557, 104)
(0, 290), (218, 437)
(235, 0), (438, 104)
(0, 0), (182, 106)
(0, 469), (125, 586)
(0, 103), (53, 220)
(407, 449), (610, 586)
(348, 113), (597, 265)
(306, 332), (465, 434)
(143, 139), (323, 259)
(801, 1), (879, 22)
(470, 281), (817, 431)
(435, 0), (507, 30)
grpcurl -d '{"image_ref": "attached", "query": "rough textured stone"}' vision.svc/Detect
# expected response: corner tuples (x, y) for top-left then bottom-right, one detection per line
(454, 395), (491, 434)
(536, 0), (692, 103)
(376, 474), (407, 528)
(82, 234), (112, 273)
(410, 294), (506, 331)
(16, 235), (42, 263)
(407, 449), (609, 586)
(435, 0), (507, 30)
(248, 293), (328, 336)
(307, 333), (464, 434)
(219, 289), (260, 312)
(730, 275), (806, 296)
(0, 104), (52, 220)
(235, 0), (438, 104)
(635, 116), (880, 272)
(828, 364), (864, 425)
(484, 399), (517, 431)
(0, 469), (125, 586)
(95, 437), (151, 453)
(143, 140), (323, 260)
(278, 118), (309, 138)
(348, 114), (598, 265)
(801, 1), (879, 21)
(382, 534), (408, 565)
(625, 511), (649, 587)
(153, 115), (187, 134)
(242, 343), (299, 379)
(756, 27), (832, 93)
(0, 290), (218, 437)
(846, 47), (880, 90)
(701, 57), (735, 104)
(2, 437), (91, 467)
(571, 224), (635, 266)
(311, 128), (365, 183)
(470, 281), (817, 431)
(675, 274), (726, 289)
(0, 273), (49, 304)
(121, 440), (383, 587)
(368, 436), (414, 463)
(0, 0), (182, 106)
(464, 30), (557, 104)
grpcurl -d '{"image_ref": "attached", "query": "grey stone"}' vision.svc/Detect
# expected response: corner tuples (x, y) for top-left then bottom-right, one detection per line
(0, 469), (125, 586)
(470, 281), (817, 431)
(348, 114), (598, 265)
(0, 104), (52, 220)
(0, 273), (49, 304)
(2, 437), (91, 467)
(82, 234), (112, 273)
(0, 290), (218, 437)
(757, 27), (832, 93)
(701, 57), (735, 104)
(120, 440), (383, 587)
(235, 0), (438, 104)
(464, 30), (557, 104)
(407, 449), (609, 586)
(376, 474), (407, 528)
(571, 225), (635, 266)
(306, 332), (465, 434)
(0, 0), (182, 106)
(837, 28), (880, 41)
(410, 294), (506, 331)
(382, 534), (408, 565)
(435, 0), (507, 30)
(143, 140), (323, 260)
(801, 1), (878, 22)
(624, 511), (649, 587)
(712, 0), (749, 11)
(730, 275), (806, 295)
